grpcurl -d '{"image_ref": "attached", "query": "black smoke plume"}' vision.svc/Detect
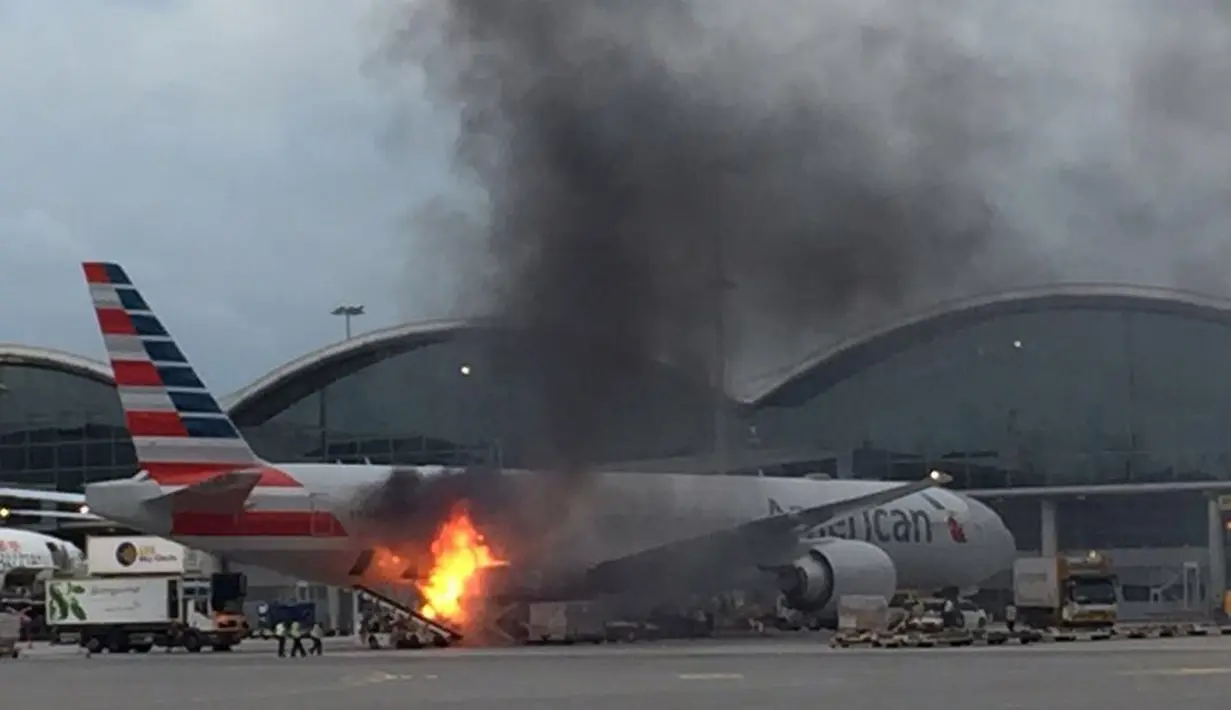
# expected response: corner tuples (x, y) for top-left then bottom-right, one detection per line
(381, 0), (1231, 473)
(382, 0), (1041, 473)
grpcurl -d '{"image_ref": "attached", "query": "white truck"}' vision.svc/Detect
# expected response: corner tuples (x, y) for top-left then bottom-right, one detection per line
(1013, 552), (1119, 630)
(525, 601), (606, 644)
(46, 574), (248, 653)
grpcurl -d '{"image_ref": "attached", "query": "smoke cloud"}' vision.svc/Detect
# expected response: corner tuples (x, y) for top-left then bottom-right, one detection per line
(380, 0), (1231, 470)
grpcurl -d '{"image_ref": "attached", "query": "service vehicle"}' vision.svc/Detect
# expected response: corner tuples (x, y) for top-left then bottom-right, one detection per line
(525, 600), (606, 644)
(45, 573), (247, 653)
(1013, 551), (1119, 629)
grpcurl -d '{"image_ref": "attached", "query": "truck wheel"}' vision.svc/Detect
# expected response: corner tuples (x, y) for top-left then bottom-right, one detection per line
(182, 632), (202, 653)
(368, 634), (380, 650)
(107, 629), (129, 654)
(85, 637), (103, 654)
(132, 645), (153, 654)
(212, 644), (232, 652)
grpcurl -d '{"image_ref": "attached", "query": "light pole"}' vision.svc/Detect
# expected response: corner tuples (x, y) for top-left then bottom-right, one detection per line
(331, 304), (365, 340)
(711, 234), (735, 478)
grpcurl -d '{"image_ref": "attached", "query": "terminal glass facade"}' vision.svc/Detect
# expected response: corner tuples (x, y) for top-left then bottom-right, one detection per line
(0, 364), (137, 492)
(234, 335), (719, 469)
(751, 306), (1231, 490)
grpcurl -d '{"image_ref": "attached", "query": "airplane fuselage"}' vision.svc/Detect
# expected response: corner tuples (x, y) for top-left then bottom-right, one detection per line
(86, 465), (1015, 599)
(0, 529), (84, 583)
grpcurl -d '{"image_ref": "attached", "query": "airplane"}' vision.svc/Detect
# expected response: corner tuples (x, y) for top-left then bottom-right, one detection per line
(0, 527), (84, 586)
(0, 261), (1016, 632)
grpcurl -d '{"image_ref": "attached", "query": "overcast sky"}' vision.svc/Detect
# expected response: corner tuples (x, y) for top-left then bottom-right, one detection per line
(7, 1), (1231, 400)
(0, 0), (465, 394)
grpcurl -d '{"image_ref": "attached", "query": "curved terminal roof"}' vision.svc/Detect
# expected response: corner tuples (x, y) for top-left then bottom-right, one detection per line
(0, 343), (114, 386)
(224, 317), (730, 427)
(752, 283), (1231, 408)
(223, 318), (492, 424)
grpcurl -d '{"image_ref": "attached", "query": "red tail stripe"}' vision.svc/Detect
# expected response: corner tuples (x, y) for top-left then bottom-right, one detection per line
(111, 360), (163, 387)
(143, 464), (301, 488)
(125, 411), (188, 438)
(83, 262), (111, 284)
(95, 307), (137, 336)
(171, 510), (347, 537)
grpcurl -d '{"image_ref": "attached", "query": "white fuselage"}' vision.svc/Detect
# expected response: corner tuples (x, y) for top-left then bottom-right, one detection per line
(85, 465), (1016, 597)
(0, 529), (84, 582)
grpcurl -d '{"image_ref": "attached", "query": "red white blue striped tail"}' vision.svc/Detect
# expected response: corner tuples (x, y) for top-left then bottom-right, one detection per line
(82, 262), (287, 487)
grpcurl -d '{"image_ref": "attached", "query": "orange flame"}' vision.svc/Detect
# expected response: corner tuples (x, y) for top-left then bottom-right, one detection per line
(418, 507), (505, 624)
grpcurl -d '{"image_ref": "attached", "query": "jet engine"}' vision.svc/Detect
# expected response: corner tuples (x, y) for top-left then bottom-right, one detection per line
(775, 539), (897, 616)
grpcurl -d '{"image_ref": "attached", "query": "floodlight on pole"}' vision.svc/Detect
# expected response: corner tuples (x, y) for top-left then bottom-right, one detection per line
(331, 304), (365, 340)
(711, 233), (735, 478)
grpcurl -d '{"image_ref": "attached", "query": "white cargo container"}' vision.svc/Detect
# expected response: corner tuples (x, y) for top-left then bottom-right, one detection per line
(86, 536), (214, 576)
(48, 577), (170, 625)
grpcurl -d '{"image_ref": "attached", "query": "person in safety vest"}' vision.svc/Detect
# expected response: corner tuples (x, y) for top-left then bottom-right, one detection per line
(275, 621), (288, 657)
(310, 623), (325, 656)
(289, 620), (308, 658)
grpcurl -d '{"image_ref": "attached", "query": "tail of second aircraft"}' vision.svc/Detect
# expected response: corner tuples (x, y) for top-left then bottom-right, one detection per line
(82, 261), (285, 488)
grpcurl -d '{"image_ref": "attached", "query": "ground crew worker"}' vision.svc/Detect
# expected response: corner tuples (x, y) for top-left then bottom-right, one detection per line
(309, 622), (324, 656)
(942, 597), (961, 629)
(274, 621), (288, 657)
(289, 620), (308, 658)
(1005, 603), (1017, 634)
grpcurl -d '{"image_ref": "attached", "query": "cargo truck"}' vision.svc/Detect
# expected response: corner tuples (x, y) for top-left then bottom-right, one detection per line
(1013, 551), (1119, 630)
(525, 601), (606, 644)
(45, 573), (247, 653)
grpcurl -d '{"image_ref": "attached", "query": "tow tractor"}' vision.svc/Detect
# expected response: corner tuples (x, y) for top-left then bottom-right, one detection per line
(1013, 551), (1119, 631)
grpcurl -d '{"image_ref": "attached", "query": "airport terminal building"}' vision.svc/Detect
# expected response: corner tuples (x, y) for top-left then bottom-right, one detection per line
(4, 284), (1231, 619)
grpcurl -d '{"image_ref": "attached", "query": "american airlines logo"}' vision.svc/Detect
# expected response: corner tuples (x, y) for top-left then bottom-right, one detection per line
(768, 498), (964, 545)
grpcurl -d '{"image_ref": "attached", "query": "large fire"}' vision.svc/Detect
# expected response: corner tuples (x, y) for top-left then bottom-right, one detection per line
(417, 507), (506, 624)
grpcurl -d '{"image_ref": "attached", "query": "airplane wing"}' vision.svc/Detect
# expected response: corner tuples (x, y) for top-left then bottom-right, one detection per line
(0, 488), (101, 522)
(0, 487), (87, 506)
(2, 509), (103, 521)
(584, 471), (952, 594)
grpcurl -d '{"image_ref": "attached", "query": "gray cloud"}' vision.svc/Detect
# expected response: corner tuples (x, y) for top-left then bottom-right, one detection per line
(0, 0), (460, 391)
(8, 0), (1231, 401)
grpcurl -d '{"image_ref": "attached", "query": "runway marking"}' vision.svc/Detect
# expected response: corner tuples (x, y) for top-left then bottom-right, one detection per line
(677, 672), (745, 680)
(347, 671), (436, 685)
(1123, 668), (1231, 676)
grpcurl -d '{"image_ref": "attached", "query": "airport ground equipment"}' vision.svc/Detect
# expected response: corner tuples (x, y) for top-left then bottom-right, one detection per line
(1013, 551), (1118, 630)
(45, 573), (247, 653)
(0, 612), (20, 658)
(525, 600), (606, 644)
(356, 585), (461, 645)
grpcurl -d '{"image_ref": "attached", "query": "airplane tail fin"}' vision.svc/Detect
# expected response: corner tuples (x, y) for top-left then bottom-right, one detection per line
(82, 262), (273, 487)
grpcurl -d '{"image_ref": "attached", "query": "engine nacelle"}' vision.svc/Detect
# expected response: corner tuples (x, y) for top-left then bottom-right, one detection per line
(775, 539), (897, 616)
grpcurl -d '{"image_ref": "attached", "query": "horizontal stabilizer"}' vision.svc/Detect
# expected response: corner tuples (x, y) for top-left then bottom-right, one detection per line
(147, 470), (263, 514)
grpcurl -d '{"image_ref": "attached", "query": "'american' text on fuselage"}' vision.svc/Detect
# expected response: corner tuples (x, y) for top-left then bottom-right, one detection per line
(768, 499), (935, 544)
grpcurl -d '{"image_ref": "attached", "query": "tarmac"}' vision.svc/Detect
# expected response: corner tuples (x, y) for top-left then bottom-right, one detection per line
(5, 635), (1231, 709)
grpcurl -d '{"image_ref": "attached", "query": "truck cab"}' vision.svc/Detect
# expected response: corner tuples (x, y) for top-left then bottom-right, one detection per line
(177, 573), (248, 646)
(1059, 557), (1118, 627)
(1014, 551), (1119, 630)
